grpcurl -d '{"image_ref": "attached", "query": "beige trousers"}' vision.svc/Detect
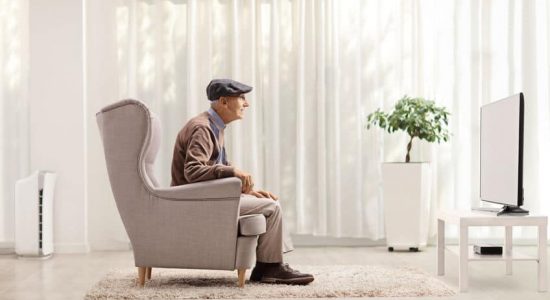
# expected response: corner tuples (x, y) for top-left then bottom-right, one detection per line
(239, 194), (294, 263)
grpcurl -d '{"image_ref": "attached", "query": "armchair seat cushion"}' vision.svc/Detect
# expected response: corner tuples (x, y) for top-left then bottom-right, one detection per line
(238, 214), (266, 236)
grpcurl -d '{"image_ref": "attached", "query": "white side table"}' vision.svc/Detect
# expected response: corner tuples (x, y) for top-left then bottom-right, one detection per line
(437, 210), (547, 292)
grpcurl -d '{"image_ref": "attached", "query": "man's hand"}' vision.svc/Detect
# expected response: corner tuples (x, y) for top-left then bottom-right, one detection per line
(246, 190), (279, 200)
(234, 168), (254, 193)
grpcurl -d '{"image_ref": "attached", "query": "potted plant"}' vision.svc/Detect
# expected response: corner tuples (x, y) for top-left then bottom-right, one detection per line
(367, 95), (450, 252)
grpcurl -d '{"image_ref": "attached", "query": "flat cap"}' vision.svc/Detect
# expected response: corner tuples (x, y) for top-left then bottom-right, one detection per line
(206, 79), (253, 101)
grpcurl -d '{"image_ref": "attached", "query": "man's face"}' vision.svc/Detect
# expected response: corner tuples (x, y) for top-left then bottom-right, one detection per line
(224, 95), (249, 120)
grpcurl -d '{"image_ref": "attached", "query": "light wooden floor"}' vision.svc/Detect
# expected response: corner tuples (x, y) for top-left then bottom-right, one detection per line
(0, 246), (548, 299)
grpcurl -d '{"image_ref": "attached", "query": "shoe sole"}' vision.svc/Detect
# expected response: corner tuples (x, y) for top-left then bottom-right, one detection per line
(259, 276), (314, 285)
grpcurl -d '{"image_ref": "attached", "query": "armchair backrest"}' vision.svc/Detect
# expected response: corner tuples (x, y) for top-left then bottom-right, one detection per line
(96, 99), (159, 245)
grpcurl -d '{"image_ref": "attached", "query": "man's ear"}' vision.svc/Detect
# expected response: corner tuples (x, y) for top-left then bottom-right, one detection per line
(220, 96), (228, 105)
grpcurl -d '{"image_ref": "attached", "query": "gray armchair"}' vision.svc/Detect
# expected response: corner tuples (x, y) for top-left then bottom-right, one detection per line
(96, 99), (266, 287)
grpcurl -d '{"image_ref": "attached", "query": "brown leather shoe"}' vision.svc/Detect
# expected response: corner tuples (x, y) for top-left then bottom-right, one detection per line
(250, 262), (314, 285)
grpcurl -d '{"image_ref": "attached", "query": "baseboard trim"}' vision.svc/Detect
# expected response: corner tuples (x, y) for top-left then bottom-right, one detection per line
(0, 241), (15, 254)
(89, 240), (132, 251)
(290, 235), (549, 247)
(55, 243), (90, 253)
(291, 234), (386, 247)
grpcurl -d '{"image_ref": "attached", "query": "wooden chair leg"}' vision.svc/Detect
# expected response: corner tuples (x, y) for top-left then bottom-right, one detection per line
(237, 269), (246, 288)
(146, 267), (152, 280)
(137, 267), (146, 287)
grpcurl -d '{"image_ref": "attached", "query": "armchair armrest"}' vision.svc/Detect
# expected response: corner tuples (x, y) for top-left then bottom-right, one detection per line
(151, 177), (241, 200)
(238, 214), (266, 236)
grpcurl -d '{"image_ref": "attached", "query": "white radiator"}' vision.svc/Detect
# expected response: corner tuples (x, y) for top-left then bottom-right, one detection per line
(14, 171), (56, 258)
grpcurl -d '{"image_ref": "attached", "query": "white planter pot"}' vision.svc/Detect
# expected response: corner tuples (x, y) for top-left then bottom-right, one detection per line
(382, 162), (431, 251)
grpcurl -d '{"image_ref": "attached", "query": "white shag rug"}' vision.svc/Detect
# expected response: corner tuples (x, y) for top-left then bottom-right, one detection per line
(85, 265), (455, 299)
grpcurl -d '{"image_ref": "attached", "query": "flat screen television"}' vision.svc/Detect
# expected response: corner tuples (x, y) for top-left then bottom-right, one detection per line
(479, 93), (528, 215)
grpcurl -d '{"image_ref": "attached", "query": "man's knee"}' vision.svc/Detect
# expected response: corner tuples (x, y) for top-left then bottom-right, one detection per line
(265, 200), (282, 217)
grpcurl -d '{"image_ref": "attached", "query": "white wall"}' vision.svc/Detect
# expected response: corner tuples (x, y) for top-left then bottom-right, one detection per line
(28, 0), (88, 253)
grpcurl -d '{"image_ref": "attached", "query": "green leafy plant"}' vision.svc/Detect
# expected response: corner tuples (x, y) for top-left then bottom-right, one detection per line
(366, 95), (450, 163)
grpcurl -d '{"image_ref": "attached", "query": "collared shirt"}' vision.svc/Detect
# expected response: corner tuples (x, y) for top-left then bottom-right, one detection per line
(207, 107), (226, 130)
(207, 108), (228, 165)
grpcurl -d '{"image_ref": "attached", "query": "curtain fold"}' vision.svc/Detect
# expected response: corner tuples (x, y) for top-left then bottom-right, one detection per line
(0, 0), (28, 247)
(86, 0), (550, 244)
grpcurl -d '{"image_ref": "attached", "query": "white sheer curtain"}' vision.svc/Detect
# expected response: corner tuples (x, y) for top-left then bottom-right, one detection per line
(87, 0), (550, 242)
(0, 0), (28, 247)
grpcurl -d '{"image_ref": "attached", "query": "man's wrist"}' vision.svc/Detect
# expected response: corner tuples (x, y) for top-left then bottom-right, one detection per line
(228, 166), (236, 177)
(217, 165), (235, 178)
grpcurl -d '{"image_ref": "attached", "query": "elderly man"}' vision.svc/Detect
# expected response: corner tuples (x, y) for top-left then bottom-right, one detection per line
(171, 79), (314, 285)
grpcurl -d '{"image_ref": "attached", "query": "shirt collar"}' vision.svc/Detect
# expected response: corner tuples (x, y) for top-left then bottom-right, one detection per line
(207, 108), (226, 130)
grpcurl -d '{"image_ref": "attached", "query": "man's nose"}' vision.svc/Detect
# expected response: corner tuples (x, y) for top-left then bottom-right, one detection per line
(244, 100), (249, 107)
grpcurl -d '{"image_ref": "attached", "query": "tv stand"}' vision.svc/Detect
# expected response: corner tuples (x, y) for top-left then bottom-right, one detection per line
(497, 205), (529, 216)
(437, 210), (547, 292)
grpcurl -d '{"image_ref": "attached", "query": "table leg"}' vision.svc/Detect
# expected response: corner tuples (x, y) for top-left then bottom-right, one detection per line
(538, 223), (547, 292)
(505, 225), (512, 275)
(459, 223), (469, 292)
(437, 219), (445, 276)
